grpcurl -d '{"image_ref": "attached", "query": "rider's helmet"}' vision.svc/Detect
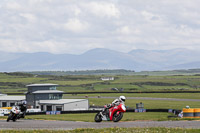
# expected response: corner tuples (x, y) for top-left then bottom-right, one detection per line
(22, 101), (27, 105)
(119, 96), (126, 102)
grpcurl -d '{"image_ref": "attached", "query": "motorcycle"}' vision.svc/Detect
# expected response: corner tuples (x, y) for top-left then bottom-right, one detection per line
(7, 106), (22, 122)
(94, 103), (126, 122)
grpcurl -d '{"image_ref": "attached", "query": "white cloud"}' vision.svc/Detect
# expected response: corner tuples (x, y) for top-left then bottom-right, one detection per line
(0, 0), (200, 54)
(86, 2), (120, 18)
(5, 2), (21, 10)
(19, 13), (37, 23)
(116, 26), (141, 35)
(64, 18), (89, 33)
(117, 26), (131, 35)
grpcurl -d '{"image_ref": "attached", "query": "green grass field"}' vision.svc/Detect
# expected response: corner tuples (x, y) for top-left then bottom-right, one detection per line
(0, 112), (185, 122)
(24, 112), (177, 121)
(1, 72), (200, 123)
(0, 112), (177, 122)
(1, 127), (200, 133)
(1, 72), (200, 93)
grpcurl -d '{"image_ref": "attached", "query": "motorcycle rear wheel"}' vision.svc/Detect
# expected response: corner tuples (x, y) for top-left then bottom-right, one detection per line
(94, 112), (102, 122)
(113, 112), (123, 122)
(7, 114), (12, 122)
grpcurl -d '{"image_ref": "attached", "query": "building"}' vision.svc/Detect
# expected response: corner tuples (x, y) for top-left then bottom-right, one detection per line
(0, 94), (25, 107)
(26, 84), (64, 108)
(101, 77), (114, 81)
(26, 83), (89, 111)
(39, 99), (89, 111)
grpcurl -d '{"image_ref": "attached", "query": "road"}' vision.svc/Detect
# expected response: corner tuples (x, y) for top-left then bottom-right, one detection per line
(1, 120), (200, 130)
(67, 96), (200, 102)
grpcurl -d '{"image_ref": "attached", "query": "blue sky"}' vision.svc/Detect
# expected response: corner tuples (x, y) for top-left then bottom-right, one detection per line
(0, 0), (200, 54)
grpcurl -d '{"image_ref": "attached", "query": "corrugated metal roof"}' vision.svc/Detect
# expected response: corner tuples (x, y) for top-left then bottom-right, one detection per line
(26, 83), (58, 87)
(32, 90), (64, 94)
(0, 96), (25, 101)
(39, 99), (87, 104)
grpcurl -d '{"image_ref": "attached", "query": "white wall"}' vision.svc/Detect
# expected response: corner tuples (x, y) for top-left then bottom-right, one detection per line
(40, 100), (89, 111)
(64, 100), (89, 110)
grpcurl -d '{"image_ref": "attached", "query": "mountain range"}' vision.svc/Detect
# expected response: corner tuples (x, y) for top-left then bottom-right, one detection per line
(1, 48), (200, 72)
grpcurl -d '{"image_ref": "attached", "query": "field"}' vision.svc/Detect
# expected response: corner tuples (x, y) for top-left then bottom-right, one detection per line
(1, 72), (200, 93)
(1, 72), (200, 122)
(1, 128), (200, 133)
(0, 112), (175, 121)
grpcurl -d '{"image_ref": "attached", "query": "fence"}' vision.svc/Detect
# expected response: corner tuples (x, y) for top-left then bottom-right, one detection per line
(24, 108), (181, 115)
(2, 108), (181, 116)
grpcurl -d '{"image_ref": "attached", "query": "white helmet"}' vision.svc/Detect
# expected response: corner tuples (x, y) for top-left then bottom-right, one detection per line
(119, 96), (126, 102)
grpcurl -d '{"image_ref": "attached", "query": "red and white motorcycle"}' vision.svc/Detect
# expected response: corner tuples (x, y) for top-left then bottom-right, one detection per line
(94, 103), (126, 122)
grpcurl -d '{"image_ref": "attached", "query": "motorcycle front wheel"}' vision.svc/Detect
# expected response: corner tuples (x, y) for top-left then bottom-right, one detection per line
(113, 112), (123, 122)
(94, 112), (102, 122)
(12, 114), (17, 122)
(6, 117), (10, 122)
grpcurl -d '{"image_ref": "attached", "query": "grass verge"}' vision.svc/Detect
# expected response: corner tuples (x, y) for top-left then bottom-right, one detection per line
(0, 112), (178, 122)
(1, 127), (200, 133)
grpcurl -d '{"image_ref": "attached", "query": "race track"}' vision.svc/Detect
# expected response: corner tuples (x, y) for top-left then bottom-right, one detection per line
(1, 119), (200, 130)
(67, 96), (200, 102)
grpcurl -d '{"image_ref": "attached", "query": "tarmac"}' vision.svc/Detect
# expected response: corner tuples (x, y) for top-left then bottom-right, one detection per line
(1, 119), (200, 130)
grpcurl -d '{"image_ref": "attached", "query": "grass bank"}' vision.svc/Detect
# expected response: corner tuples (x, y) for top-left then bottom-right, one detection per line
(23, 112), (175, 122)
(1, 127), (200, 133)
(0, 112), (177, 122)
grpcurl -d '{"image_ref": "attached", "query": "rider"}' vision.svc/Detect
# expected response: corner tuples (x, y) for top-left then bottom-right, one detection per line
(111, 96), (126, 107)
(102, 96), (126, 116)
(18, 101), (27, 118)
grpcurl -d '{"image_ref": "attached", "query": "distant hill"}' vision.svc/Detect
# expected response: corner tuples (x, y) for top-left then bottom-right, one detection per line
(1, 48), (200, 72)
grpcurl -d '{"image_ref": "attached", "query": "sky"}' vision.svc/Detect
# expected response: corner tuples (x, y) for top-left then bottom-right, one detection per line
(0, 0), (200, 54)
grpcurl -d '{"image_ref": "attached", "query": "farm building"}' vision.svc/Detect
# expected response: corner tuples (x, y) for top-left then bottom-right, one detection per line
(26, 83), (89, 111)
(101, 77), (114, 81)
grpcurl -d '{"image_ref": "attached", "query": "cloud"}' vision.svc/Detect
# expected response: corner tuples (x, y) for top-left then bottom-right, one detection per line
(116, 26), (141, 35)
(5, 1), (21, 10)
(64, 18), (89, 33)
(0, 0), (200, 54)
(86, 2), (120, 18)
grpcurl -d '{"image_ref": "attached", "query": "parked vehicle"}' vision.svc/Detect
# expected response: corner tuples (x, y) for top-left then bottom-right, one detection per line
(94, 103), (126, 122)
(7, 106), (25, 122)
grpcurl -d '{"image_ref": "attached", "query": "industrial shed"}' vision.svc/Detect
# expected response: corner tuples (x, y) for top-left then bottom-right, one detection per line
(39, 99), (89, 111)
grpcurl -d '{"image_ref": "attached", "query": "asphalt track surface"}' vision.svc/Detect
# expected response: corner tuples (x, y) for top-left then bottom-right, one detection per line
(1, 120), (200, 129)
(67, 96), (200, 102)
